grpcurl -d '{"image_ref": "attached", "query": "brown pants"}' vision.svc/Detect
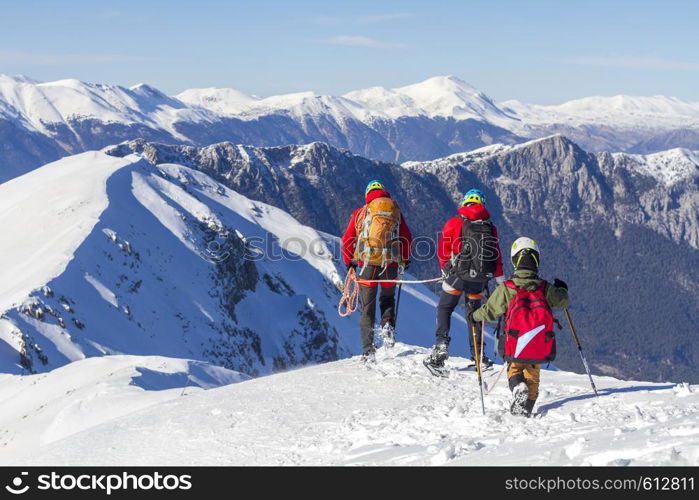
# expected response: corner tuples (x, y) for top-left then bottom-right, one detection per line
(507, 363), (541, 401)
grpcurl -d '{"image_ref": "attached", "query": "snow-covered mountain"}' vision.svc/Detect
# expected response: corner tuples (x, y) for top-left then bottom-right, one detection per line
(4, 344), (697, 466)
(0, 149), (455, 377)
(0, 74), (214, 137)
(502, 95), (699, 153)
(6, 73), (699, 183)
(503, 95), (699, 130)
(107, 136), (699, 384)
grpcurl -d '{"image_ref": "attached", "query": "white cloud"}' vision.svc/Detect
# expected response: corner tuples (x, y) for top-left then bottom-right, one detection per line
(325, 36), (406, 49)
(566, 56), (699, 71)
(358, 13), (414, 23)
(0, 50), (143, 66)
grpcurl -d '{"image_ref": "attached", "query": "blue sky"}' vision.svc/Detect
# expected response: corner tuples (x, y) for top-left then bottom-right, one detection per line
(1, 0), (697, 103)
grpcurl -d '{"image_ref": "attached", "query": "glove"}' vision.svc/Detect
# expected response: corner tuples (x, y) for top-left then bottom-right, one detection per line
(495, 275), (506, 286)
(346, 261), (357, 272)
(402, 260), (411, 271)
(554, 278), (568, 290)
(467, 310), (476, 325)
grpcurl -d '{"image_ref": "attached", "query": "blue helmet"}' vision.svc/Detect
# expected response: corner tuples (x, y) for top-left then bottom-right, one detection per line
(461, 188), (485, 206)
(365, 180), (385, 196)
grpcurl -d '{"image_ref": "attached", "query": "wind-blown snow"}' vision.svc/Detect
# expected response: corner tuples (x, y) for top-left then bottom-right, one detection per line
(9, 344), (697, 466)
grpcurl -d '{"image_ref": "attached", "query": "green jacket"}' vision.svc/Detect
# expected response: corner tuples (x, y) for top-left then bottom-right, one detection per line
(473, 269), (569, 323)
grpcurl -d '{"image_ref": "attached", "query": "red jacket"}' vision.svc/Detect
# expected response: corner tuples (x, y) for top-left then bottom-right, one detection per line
(342, 190), (412, 266)
(437, 204), (503, 277)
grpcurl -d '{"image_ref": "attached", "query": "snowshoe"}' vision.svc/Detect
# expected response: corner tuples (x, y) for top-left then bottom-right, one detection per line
(423, 358), (449, 378)
(423, 343), (449, 378)
(510, 382), (529, 416)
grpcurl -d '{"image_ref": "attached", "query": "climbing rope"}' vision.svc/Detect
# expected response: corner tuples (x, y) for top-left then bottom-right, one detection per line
(337, 267), (443, 317)
(338, 268), (360, 317)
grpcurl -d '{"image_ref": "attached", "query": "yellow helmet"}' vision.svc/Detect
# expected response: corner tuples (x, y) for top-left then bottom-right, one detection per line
(461, 189), (485, 206)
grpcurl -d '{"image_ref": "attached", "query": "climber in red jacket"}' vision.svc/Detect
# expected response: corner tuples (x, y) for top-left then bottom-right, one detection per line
(424, 188), (504, 373)
(341, 180), (412, 362)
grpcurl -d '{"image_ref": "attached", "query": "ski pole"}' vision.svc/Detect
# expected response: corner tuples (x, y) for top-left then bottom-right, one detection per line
(471, 322), (486, 415)
(564, 308), (599, 397)
(479, 284), (491, 363)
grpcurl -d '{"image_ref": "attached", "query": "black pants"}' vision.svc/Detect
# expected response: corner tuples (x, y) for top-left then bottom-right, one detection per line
(358, 265), (398, 353)
(434, 275), (486, 358)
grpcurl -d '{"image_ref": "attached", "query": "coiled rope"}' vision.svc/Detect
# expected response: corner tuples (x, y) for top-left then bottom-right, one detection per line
(338, 267), (443, 317)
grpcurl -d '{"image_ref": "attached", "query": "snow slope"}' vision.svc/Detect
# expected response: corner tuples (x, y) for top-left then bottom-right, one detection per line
(0, 151), (137, 312)
(0, 354), (245, 462)
(9, 344), (697, 466)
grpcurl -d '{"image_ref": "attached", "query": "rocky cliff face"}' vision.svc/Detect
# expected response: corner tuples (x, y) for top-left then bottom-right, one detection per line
(108, 136), (699, 383)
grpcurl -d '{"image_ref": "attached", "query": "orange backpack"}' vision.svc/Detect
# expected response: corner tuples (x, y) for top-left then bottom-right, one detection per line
(354, 197), (402, 267)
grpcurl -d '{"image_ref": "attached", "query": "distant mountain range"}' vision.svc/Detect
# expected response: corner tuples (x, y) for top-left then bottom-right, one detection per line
(3, 74), (699, 183)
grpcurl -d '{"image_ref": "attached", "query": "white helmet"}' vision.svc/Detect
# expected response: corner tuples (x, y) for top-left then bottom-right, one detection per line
(511, 237), (539, 259)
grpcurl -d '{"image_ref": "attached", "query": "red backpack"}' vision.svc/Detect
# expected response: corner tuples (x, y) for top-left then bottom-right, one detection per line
(501, 280), (556, 363)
